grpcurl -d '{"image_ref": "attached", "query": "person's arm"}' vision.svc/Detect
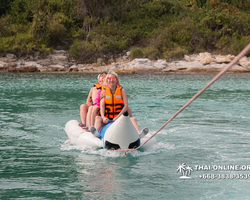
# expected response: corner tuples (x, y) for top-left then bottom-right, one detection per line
(85, 88), (93, 107)
(113, 88), (128, 121)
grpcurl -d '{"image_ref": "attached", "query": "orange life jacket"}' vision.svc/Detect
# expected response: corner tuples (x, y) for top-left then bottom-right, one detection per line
(104, 85), (124, 119)
(89, 83), (102, 105)
(94, 82), (102, 89)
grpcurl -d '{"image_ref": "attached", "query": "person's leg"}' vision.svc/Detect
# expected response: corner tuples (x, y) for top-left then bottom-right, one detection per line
(128, 106), (132, 117)
(130, 117), (140, 133)
(86, 106), (93, 128)
(91, 105), (100, 127)
(90, 116), (103, 137)
(93, 116), (103, 131)
(130, 117), (149, 137)
(79, 104), (89, 126)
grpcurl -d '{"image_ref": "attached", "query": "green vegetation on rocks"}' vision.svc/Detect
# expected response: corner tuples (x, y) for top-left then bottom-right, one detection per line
(0, 0), (250, 62)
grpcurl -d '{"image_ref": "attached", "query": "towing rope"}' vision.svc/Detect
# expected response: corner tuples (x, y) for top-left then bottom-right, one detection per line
(116, 43), (250, 155)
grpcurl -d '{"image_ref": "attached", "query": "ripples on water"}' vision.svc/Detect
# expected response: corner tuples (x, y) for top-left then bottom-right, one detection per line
(1, 73), (250, 199)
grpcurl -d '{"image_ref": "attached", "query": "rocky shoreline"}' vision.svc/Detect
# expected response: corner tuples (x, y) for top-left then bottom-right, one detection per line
(1, 50), (250, 73)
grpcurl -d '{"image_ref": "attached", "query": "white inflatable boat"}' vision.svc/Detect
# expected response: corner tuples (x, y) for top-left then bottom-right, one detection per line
(64, 111), (156, 151)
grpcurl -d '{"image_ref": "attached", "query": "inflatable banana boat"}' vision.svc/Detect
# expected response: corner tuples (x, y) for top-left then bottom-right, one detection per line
(64, 111), (156, 151)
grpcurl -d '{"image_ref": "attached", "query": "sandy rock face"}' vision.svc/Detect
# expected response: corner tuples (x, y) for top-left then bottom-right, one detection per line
(1, 50), (250, 73)
(239, 56), (250, 69)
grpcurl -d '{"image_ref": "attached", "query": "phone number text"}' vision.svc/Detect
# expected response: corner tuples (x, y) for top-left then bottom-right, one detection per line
(199, 174), (250, 179)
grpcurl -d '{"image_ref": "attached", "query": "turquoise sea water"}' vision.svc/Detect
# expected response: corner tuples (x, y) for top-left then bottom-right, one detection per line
(1, 72), (250, 200)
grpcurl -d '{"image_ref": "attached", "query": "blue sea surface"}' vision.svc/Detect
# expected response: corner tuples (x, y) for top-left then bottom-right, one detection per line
(1, 72), (250, 199)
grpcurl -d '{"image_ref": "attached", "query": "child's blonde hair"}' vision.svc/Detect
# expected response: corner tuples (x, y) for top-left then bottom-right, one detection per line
(97, 72), (107, 80)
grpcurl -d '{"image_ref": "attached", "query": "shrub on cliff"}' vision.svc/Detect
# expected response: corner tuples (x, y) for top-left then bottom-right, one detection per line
(69, 40), (98, 63)
(130, 48), (144, 59)
(1, 0), (250, 60)
(130, 46), (159, 60)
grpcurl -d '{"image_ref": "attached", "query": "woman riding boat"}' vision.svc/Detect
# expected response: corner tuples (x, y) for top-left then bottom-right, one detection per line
(90, 71), (148, 139)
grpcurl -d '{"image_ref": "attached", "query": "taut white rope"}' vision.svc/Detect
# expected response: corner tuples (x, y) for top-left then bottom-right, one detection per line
(116, 43), (250, 155)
